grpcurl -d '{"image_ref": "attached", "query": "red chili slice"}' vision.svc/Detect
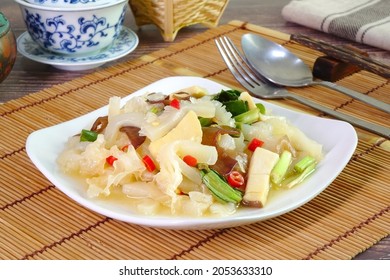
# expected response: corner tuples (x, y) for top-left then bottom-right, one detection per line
(247, 138), (264, 152)
(142, 155), (156, 172)
(227, 171), (245, 188)
(106, 155), (118, 166)
(183, 155), (198, 167)
(170, 98), (180, 109)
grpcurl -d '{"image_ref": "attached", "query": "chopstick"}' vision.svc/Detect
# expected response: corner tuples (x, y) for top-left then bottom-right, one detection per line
(290, 34), (390, 79)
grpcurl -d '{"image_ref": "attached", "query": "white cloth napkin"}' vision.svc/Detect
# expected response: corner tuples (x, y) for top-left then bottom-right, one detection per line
(282, 0), (390, 51)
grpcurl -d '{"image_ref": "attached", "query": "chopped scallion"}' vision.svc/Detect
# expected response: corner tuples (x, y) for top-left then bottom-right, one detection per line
(294, 155), (316, 173)
(80, 129), (98, 142)
(198, 117), (213, 127)
(201, 169), (242, 204)
(150, 106), (161, 114)
(234, 108), (260, 124)
(256, 103), (266, 114)
(271, 150), (292, 184)
(282, 162), (316, 188)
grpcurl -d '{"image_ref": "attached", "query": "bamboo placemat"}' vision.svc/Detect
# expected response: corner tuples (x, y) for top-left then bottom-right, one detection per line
(0, 20), (389, 260)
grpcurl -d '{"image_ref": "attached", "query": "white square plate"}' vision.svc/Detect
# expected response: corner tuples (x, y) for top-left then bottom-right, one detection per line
(26, 76), (358, 230)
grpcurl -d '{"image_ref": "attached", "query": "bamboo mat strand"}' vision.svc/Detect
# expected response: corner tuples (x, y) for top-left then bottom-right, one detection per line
(0, 21), (389, 260)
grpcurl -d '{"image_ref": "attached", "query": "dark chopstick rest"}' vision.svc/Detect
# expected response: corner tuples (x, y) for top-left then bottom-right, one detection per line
(313, 46), (368, 81)
(291, 34), (390, 79)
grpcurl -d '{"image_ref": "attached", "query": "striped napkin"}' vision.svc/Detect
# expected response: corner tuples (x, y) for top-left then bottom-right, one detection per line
(282, 0), (390, 51)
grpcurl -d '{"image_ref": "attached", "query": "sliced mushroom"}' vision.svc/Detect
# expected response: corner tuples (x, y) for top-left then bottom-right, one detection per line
(119, 126), (146, 149)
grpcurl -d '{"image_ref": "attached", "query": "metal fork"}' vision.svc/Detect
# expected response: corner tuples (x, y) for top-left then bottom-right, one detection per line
(215, 36), (390, 139)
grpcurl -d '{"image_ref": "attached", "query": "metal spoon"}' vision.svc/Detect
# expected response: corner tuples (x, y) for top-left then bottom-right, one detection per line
(241, 33), (390, 114)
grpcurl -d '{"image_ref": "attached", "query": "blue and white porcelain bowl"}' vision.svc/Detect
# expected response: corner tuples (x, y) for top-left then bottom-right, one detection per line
(14, 0), (128, 56)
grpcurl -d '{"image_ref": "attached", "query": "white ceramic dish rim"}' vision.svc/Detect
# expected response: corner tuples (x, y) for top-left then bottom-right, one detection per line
(14, 0), (127, 11)
(26, 76), (358, 230)
(16, 27), (139, 71)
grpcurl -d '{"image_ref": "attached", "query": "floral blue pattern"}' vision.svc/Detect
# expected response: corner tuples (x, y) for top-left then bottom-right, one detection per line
(22, 7), (126, 54)
(18, 26), (139, 70)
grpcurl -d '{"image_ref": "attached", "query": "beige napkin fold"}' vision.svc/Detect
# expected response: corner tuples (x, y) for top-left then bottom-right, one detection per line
(282, 0), (390, 51)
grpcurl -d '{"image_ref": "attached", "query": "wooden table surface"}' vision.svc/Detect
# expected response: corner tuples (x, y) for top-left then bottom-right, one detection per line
(0, 0), (389, 260)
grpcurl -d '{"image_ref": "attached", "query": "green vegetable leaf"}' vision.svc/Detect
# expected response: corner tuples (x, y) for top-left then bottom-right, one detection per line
(224, 100), (249, 116)
(213, 89), (241, 103)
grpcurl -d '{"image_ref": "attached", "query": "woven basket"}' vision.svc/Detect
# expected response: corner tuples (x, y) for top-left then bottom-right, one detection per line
(128, 0), (230, 41)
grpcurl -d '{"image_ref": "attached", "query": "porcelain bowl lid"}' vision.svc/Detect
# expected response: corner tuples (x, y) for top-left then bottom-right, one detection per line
(21, 0), (117, 9)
